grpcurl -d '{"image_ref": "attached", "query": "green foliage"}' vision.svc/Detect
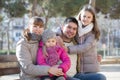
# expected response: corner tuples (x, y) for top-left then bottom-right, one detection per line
(0, 0), (5, 9)
(38, 0), (88, 17)
(36, 0), (120, 19)
(4, 0), (27, 17)
(0, 50), (16, 55)
(96, 0), (120, 19)
(58, 0), (88, 17)
(57, 0), (88, 17)
(0, 15), (3, 22)
(96, 0), (111, 14)
(109, 1), (120, 19)
(0, 0), (120, 19)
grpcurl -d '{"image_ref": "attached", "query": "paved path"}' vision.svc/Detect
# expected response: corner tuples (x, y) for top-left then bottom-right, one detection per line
(100, 64), (120, 80)
(0, 64), (120, 80)
(0, 74), (19, 80)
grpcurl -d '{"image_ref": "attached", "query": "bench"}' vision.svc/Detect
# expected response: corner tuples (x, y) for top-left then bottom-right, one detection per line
(101, 56), (120, 64)
(0, 55), (20, 76)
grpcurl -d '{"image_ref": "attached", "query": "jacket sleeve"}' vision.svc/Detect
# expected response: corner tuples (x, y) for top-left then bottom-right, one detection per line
(68, 33), (96, 54)
(16, 40), (50, 76)
(58, 48), (71, 73)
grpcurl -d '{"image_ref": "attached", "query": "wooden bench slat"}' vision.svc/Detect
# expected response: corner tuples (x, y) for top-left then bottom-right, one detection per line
(0, 62), (19, 68)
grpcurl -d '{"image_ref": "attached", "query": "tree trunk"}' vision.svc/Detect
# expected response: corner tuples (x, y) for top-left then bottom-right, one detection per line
(7, 20), (11, 55)
(31, 0), (37, 17)
(89, 0), (96, 8)
(41, 7), (49, 29)
(7, 28), (10, 55)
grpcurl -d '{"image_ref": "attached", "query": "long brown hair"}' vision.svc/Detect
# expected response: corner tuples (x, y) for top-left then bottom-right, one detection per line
(76, 4), (100, 40)
(23, 16), (44, 41)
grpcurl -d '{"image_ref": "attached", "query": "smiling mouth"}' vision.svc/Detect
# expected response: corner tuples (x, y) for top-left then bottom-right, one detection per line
(67, 32), (74, 37)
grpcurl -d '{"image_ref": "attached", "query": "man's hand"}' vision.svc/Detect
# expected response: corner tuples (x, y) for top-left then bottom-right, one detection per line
(56, 36), (64, 47)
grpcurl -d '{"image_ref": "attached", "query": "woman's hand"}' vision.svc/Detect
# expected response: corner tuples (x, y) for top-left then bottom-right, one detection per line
(48, 67), (64, 76)
(53, 65), (59, 68)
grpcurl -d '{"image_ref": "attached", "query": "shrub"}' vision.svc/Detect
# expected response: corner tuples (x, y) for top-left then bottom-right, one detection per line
(0, 50), (16, 55)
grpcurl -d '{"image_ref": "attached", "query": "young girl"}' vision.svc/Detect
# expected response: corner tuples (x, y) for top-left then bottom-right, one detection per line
(67, 5), (106, 80)
(37, 29), (71, 80)
(76, 6), (94, 37)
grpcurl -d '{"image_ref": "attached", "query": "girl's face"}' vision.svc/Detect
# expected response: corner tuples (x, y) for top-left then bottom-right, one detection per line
(29, 24), (44, 35)
(45, 38), (57, 47)
(80, 11), (93, 26)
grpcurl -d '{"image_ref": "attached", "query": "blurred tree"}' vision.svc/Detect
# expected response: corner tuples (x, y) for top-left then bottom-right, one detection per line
(29, 0), (38, 17)
(29, 0), (88, 17)
(4, 0), (27, 17)
(96, 0), (111, 14)
(0, 15), (4, 50)
(1, 0), (120, 19)
(109, 0), (120, 19)
(0, 15), (3, 22)
(96, 0), (120, 19)
(0, 0), (4, 9)
(28, 0), (88, 28)
(47, 0), (88, 17)
(0, 0), (28, 53)
(89, 0), (96, 8)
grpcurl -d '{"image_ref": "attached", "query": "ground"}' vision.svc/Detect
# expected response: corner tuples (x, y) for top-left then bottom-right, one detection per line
(0, 64), (120, 80)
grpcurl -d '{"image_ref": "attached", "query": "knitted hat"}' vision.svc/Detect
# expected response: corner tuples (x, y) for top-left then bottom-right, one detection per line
(42, 29), (56, 43)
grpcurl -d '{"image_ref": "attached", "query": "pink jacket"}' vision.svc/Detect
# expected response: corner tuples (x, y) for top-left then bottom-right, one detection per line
(37, 41), (71, 77)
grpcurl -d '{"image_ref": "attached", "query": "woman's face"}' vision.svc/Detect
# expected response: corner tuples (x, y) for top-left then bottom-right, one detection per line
(80, 11), (93, 26)
(29, 24), (44, 35)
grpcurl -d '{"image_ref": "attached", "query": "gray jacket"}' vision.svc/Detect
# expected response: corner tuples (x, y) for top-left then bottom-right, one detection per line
(68, 32), (100, 73)
(16, 38), (50, 80)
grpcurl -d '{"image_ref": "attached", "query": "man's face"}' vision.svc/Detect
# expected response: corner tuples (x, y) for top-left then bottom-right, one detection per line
(62, 22), (78, 39)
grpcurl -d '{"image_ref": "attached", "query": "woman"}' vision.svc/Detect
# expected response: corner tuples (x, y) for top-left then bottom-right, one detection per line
(16, 16), (63, 80)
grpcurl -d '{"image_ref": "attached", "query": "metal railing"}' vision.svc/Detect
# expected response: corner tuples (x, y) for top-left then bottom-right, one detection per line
(98, 48), (120, 59)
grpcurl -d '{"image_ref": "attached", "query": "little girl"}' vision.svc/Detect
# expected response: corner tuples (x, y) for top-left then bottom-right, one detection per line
(37, 29), (71, 80)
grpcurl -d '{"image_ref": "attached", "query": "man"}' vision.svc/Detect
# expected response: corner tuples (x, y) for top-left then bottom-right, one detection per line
(56, 17), (79, 77)
(56, 16), (106, 80)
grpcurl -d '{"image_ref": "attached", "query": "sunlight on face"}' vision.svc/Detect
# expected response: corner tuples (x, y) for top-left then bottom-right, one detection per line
(45, 38), (57, 47)
(29, 24), (44, 35)
(80, 11), (93, 26)
(62, 22), (77, 39)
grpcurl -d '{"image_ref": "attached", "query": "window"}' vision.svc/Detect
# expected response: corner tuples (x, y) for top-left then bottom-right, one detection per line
(16, 32), (21, 37)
